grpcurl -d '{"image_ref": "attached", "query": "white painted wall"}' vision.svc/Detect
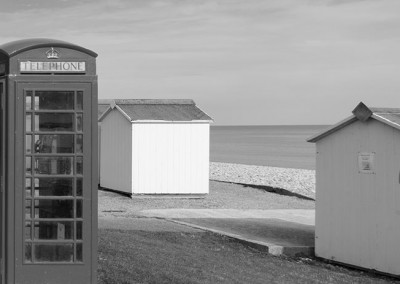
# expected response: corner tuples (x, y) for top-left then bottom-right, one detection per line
(100, 109), (132, 194)
(315, 119), (400, 275)
(131, 122), (209, 194)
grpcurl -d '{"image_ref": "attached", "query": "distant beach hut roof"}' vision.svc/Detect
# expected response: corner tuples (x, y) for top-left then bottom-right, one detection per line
(308, 102), (400, 143)
(98, 99), (113, 119)
(98, 99), (213, 123)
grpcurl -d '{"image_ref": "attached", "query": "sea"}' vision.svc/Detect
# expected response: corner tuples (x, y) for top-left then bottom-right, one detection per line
(210, 125), (329, 170)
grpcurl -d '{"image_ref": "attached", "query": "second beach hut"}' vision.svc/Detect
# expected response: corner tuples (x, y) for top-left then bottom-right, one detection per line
(99, 99), (213, 196)
(98, 99), (113, 184)
(308, 102), (400, 276)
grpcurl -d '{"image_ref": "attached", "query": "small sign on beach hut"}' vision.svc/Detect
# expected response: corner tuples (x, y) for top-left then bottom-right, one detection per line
(98, 99), (213, 196)
(308, 102), (400, 276)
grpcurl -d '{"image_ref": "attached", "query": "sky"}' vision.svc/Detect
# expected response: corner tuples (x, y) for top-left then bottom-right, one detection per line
(1, 0), (400, 125)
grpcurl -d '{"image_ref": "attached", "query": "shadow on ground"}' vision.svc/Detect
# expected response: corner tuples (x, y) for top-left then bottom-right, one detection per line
(213, 180), (315, 201)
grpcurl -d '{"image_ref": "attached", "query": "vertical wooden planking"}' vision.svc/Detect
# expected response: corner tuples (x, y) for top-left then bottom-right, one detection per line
(316, 118), (400, 275)
(132, 122), (209, 194)
(200, 124), (210, 193)
(372, 121), (387, 271)
(165, 123), (173, 194)
(131, 123), (139, 193)
(98, 123), (101, 184)
(100, 109), (132, 194)
(314, 143), (323, 257)
(173, 123), (181, 194)
(370, 121), (400, 274)
(143, 123), (150, 193)
(357, 120), (374, 269)
(388, 127), (400, 274)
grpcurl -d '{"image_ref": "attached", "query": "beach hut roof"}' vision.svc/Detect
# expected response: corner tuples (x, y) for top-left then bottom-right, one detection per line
(307, 102), (400, 143)
(98, 99), (213, 123)
(98, 99), (113, 119)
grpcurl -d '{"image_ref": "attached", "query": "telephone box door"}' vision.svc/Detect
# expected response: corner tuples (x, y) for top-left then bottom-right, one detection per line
(15, 83), (94, 283)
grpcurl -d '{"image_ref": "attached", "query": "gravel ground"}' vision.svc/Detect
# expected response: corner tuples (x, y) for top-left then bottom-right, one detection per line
(99, 162), (316, 218)
(210, 162), (315, 199)
(99, 181), (315, 218)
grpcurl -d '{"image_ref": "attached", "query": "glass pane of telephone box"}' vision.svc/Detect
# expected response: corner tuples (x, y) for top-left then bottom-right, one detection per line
(26, 178), (32, 197)
(34, 221), (74, 240)
(26, 113), (32, 132)
(25, 244), (32, 263)
(26, 135), (32, 153)
(34, 200), (74, 219)
(34, 178), (73, 196)
(76, 157), (83, 175)
(76, 243), (83, 262)
(76, 113), (83, 132)
(35, 113), (74, 132)
(76, 200), (83, 218)
(25, 200), (32, 219)
(25, 222), (32, 240)
(26, 92), (32, 110)
(76, 178), (83, 196)
(34, 91), (74, 110)
(34, 157), (73, 175)
(34, 134), (74, 153)
(26, 157), (32, 175)
(77, 221), (83, 240)
(77, 91), (83, 110)
(76, 135), (83, 154)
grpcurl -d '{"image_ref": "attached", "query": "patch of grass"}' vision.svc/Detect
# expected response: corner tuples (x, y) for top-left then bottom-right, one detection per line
(98, 229), (397, 284)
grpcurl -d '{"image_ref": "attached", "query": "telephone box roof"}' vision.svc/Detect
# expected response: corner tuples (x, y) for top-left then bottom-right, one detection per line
(0, 38), (97, 57)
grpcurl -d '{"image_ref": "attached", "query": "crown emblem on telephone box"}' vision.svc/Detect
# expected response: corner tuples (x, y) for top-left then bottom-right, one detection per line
(46, 47), (59, 59)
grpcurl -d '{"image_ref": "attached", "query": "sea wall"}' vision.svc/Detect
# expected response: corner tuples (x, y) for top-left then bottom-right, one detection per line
(210, 162), (315, 199)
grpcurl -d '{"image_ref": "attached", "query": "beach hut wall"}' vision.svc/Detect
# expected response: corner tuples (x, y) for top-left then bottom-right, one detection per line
(308, 102), (400, 276)
(98, 99), (213, 195)
(98, 99), (113, 184)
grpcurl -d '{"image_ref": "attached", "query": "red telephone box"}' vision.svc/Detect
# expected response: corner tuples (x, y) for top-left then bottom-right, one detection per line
(0, 39), (98, 284)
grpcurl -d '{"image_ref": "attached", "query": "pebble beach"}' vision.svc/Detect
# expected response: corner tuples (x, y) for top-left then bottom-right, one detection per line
(210, 162), (315, 199)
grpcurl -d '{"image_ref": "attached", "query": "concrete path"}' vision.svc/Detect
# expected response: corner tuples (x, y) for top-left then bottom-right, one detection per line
(138, 209), (315, 257)
(98, 216), (203, 233)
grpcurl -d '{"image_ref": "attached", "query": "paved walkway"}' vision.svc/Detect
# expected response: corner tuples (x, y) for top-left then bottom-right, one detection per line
(99, 215), (203, 233)
(138, 209), (315, 257)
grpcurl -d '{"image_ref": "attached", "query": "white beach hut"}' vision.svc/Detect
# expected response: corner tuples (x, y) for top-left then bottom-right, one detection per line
(99, 99), (213, 195)
(307, 102), (400, 276)
(98, 99), (113, 184)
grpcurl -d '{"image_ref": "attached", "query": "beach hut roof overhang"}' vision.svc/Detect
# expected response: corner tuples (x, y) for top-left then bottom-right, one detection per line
(98, 99), (113, 119)
(307, 102), (400, 143)
(98, 99), (214, 123)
